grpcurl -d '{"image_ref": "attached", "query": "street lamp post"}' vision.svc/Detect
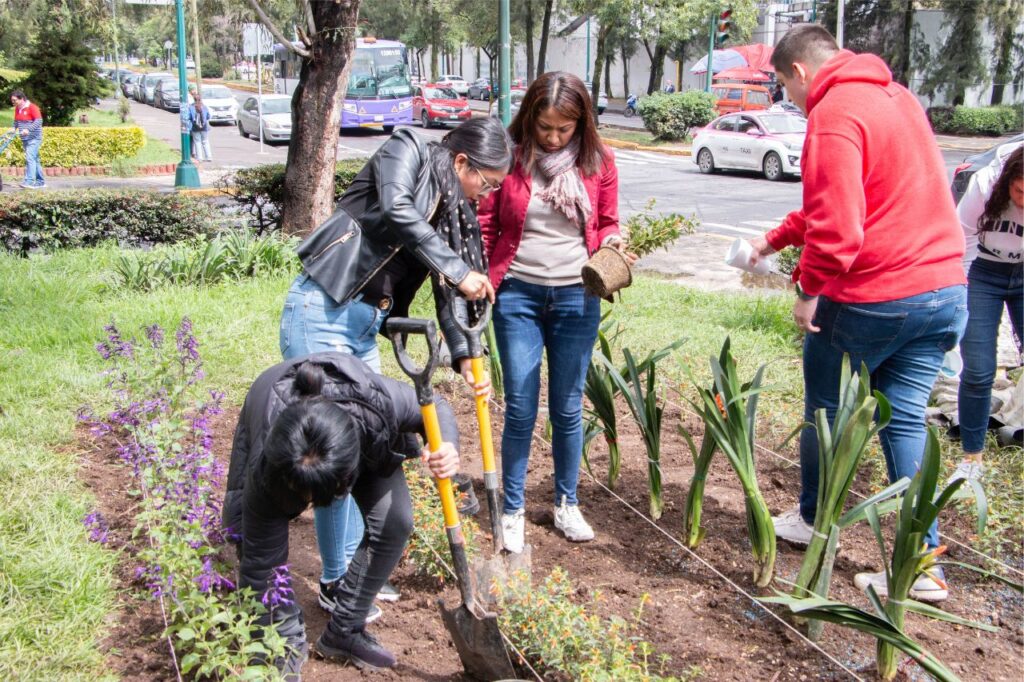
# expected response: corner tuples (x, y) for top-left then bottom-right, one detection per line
(173, 0), (199, 188)
(498, 0), (511, 125)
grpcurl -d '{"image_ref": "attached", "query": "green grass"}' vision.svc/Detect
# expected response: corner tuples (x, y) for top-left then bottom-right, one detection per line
(600, 128), (687, 147)
(118, 137), (180, 167)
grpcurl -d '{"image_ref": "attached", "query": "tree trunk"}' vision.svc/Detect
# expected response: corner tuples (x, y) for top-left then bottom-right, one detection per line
(525, 0), (535, 82)
(591, 22), (610, 120)
(537, 0), (553, 76)
(604, 50), (612, 98)
(476, 47), (481, 80)
(621, 44), (630, 97)
(647, 41), (667, 95)
(892, 0), (915, 86)
(281, 1), (361, 235)
(459, 47), (464, 78)
(990, 23), (1014, 105)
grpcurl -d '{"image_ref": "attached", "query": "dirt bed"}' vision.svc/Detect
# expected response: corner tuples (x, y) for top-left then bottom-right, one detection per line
(77, 377), (1023, 681)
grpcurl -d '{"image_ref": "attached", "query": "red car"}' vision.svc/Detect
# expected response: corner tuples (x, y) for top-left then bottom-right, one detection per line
(413, 84), (472, 129)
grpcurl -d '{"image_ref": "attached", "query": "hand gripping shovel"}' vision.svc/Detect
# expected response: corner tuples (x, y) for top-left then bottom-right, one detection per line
(386, 317), (516, 681)
(451, 298), (532, 602)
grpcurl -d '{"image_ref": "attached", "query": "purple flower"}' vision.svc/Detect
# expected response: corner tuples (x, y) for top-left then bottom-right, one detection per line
(261, 565), (295, 608)
(145, 324), (164, 348)
(195, 557), (235, 593)
(82, 510), (109, 544)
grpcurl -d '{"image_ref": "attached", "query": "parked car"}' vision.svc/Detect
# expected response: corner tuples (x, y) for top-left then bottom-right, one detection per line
(711, 83), (772, 115)
(414, 84), (472, 129)
(200, 86), (239, 125)
(154, 79), (186, 111)
(121, 73), (141, 99)
(582, 82), (608, 114)
(488, 89), (525, 119)
(237, 94), (292, 142)
(468, 78), (492, 100)
(767, 101), (803, 116)
(692, 111), (806, 181)
(137, 72), (173, 104)
(951, 133), (1024, 203)
(436, 74), (470, 96)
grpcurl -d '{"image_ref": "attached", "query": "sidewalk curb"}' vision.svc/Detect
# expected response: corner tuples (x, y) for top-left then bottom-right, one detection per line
(601, 137), (691, 157)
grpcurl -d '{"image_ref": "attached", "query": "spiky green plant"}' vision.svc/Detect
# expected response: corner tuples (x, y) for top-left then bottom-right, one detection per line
(679, 426), (716, 548)
(688, 337), (774, 587)
(585, 319), (625, 488)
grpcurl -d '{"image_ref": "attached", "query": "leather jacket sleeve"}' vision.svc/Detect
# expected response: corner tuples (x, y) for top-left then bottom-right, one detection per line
(376, 374), (460, 448)
(431, 276), (472, 368)
(372, 134), (472, 287)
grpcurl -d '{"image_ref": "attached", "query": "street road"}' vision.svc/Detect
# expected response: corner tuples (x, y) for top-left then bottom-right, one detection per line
(127, 93), (973, 243)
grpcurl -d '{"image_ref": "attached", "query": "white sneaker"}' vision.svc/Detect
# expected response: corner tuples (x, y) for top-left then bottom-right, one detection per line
(772, 507), (814, 547)
(853, 569), (948, 603)
(501, 509), (525, 554)
(554, 496), (594, 543)
(947, 459), (984, 485)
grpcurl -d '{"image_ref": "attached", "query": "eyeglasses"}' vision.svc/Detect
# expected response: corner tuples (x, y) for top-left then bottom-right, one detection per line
(472, 166), (500, 196)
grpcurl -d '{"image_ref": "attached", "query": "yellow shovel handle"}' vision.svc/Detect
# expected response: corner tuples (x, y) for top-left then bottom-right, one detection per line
(470, 357), (498, 476)
(421, 402), (460, 529)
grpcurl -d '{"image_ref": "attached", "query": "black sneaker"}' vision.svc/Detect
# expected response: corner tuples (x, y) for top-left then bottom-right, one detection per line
(316, 627), (397, 671)
(318, 579), (383, 625)
(375, 581), (401, 603)
(454, 472), (480, 516)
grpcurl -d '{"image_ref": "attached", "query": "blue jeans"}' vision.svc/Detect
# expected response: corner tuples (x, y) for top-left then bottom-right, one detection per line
(279, 273), (391, 582)
(493, 277), (601, 512)
(23, 137), (44, 186)
(799, 286), (967, 549)
(958, 259), (1023, 453)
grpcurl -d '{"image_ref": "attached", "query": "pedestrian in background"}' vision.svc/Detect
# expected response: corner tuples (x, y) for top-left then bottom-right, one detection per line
(10, 89), (44, 188)
(749, 24), (966, 602)
(950, 142), (1023, 482)
(663, 79), (676, 94)
(188, 92), (212, 162)
(771, 83), (784, 103)
(477, 71), (632, 552)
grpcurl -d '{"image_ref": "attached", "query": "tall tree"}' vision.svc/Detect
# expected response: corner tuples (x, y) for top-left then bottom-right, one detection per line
(246, 0), (361, 234)
(986, 0), (1024, 104)
(920, 0), (988, 105)
(537, 0), (555, 76)
(524, 0), (536, 81)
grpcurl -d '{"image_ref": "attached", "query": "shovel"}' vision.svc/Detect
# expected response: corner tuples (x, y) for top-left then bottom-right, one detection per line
(386, 317), (516, 681)
(450, 298), (532, 602)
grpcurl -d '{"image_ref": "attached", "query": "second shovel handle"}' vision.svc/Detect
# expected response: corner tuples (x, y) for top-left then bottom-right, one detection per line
(470, 357), (498, 476)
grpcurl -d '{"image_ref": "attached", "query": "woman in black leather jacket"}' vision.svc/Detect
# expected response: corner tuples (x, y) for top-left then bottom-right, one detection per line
(279, 117), (511, 619)
(223, 353), (461, 674)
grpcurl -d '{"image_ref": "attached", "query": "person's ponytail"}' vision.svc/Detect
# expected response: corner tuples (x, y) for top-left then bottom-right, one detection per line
(293, 361), (326, 398)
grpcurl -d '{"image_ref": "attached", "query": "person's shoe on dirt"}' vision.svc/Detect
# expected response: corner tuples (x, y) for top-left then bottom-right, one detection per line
(946, 459), (984, 485)
(554, 496), (594, 542)
(453, 472), (480, 516)
(772, 506), (813, 547)
(501, 508), (525, 553)
(315, 625), (397, 671)
(319, 578), (383, 624)
(375, 581), (401, 603)
(853, 567), (949, 603)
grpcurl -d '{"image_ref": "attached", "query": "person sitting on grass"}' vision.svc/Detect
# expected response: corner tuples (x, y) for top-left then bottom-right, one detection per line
(223, 352), (461, 675)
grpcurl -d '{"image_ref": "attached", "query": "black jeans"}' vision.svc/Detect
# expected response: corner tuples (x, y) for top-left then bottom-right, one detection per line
(326, 465), (414, 633)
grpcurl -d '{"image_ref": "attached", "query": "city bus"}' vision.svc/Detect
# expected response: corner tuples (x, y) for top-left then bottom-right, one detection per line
(273, 37), (414, 132)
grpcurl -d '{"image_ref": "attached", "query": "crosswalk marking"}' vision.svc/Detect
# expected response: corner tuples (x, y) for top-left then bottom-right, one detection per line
(741, 219), (781, 229)
(701, 221), (765, 237)
(614, 150), (677, 165)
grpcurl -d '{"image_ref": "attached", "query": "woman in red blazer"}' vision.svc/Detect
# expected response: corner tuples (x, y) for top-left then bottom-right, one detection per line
(477, 71), (631, 553)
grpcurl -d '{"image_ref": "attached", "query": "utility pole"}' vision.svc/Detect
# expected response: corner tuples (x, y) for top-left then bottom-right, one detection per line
(110, 0), (120, 82)
(585, 17), (591, 82)
(836, 0), (845, 48)
(706, 13), (715, 92)
(189, 0), (203, 99)
(498, 0), (511, 125)
(173, 0), (200, 188)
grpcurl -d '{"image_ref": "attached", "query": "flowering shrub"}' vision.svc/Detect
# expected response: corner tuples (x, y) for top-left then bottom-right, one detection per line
(81, 318), (287, 680)
(404, 467), (481, 581)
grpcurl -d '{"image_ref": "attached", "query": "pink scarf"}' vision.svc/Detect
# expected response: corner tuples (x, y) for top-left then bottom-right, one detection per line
(534, 138), (592, 229)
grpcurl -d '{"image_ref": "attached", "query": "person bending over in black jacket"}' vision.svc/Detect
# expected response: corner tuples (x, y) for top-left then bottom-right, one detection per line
(223, 352), (461, 675)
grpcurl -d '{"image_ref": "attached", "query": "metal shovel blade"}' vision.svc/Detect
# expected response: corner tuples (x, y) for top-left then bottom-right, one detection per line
(438, 598), (516, 681)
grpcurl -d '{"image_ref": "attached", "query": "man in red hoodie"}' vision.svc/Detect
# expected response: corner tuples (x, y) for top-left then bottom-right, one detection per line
(749, 25), (966, 602)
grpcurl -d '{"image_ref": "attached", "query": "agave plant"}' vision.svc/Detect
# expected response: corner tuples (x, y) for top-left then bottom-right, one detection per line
(688, 337), (775, 587)
(584, 318), (625, 488)
(679, 425), (716, 548)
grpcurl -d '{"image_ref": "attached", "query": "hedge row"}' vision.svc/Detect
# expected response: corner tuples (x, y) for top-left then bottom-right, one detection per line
(637, 91), (717, 141)
(927, 105), (1023, 136)
(0, 126), (146, 167)
(0, 189), (213, 255)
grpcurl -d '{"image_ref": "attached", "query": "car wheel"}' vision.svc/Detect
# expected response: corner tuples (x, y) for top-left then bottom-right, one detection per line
(382, 125), (395, 134)
(763, 151), (784, 181)
(421, 111), (431, 129)
(697, 148), (716, 174)
(238, 121), (248, 138)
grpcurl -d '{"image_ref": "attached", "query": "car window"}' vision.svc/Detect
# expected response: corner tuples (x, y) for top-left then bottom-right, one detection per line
(727, 89), (743, 100)
(759, 114), (807, 134)
(747, 90), (770, 106)
(737, 117), (760, 134)
(712, 87), (727, 99)
(424, 87), (459, 99)
(203, 86), (232, 99)
(244, 98), (256, 112)
(260, 98), (291, 115)
(713, 117), (736, 131)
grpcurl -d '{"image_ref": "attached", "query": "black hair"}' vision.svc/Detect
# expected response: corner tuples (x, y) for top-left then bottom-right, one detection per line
(262, 362), (360, 510)
(437, 116), (513, 172)
(771, 24), (840, 78)
(979, 146), (1023, 233)
(10, 89), (25, 100)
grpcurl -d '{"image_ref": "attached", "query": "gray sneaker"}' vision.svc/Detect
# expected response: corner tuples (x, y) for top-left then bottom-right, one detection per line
(854, 568), (948, 603)
(946, 459), (984, 485)
(501, 508), (525, 554)
(772, 507), (813, 547)
(315, 626), (397, 671)
(554, 496), (594, 542)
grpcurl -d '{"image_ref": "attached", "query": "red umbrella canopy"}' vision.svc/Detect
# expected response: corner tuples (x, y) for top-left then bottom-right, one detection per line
(731, 43), (775, 72)
(713, 66), (771, 82)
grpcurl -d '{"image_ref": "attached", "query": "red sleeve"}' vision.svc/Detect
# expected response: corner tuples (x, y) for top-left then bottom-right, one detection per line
(29, 103), (42, 120)
(595, 150), (620, 243)
(797, 132), (867, 296)
(766, 210), (807, 251)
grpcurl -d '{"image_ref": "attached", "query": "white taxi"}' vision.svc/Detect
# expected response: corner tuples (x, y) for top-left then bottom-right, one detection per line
(692, 111), (806, 181)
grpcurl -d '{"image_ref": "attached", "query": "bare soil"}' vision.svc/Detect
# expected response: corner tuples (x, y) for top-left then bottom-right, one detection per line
(77, 377), (1023, 681)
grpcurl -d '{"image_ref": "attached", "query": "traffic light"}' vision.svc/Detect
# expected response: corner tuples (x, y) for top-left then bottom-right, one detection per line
(716, 7), (733, 47)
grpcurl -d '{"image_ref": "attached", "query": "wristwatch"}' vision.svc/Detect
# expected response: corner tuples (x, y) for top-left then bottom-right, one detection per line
(794, 281), (817, 301)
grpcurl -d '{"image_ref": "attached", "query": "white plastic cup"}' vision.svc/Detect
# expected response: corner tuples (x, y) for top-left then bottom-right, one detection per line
(940, 348), (963, 378)
(725, 238), (772, 275)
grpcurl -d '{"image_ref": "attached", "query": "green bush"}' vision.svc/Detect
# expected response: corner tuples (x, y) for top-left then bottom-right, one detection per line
(0, 189), (214, 255)
(222, 159), (365, 234)
(0, 127), (147, 167)
(928, 105), (1022, 136)
(775, 246), (801, 277)
(637, 91), (717, 141)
